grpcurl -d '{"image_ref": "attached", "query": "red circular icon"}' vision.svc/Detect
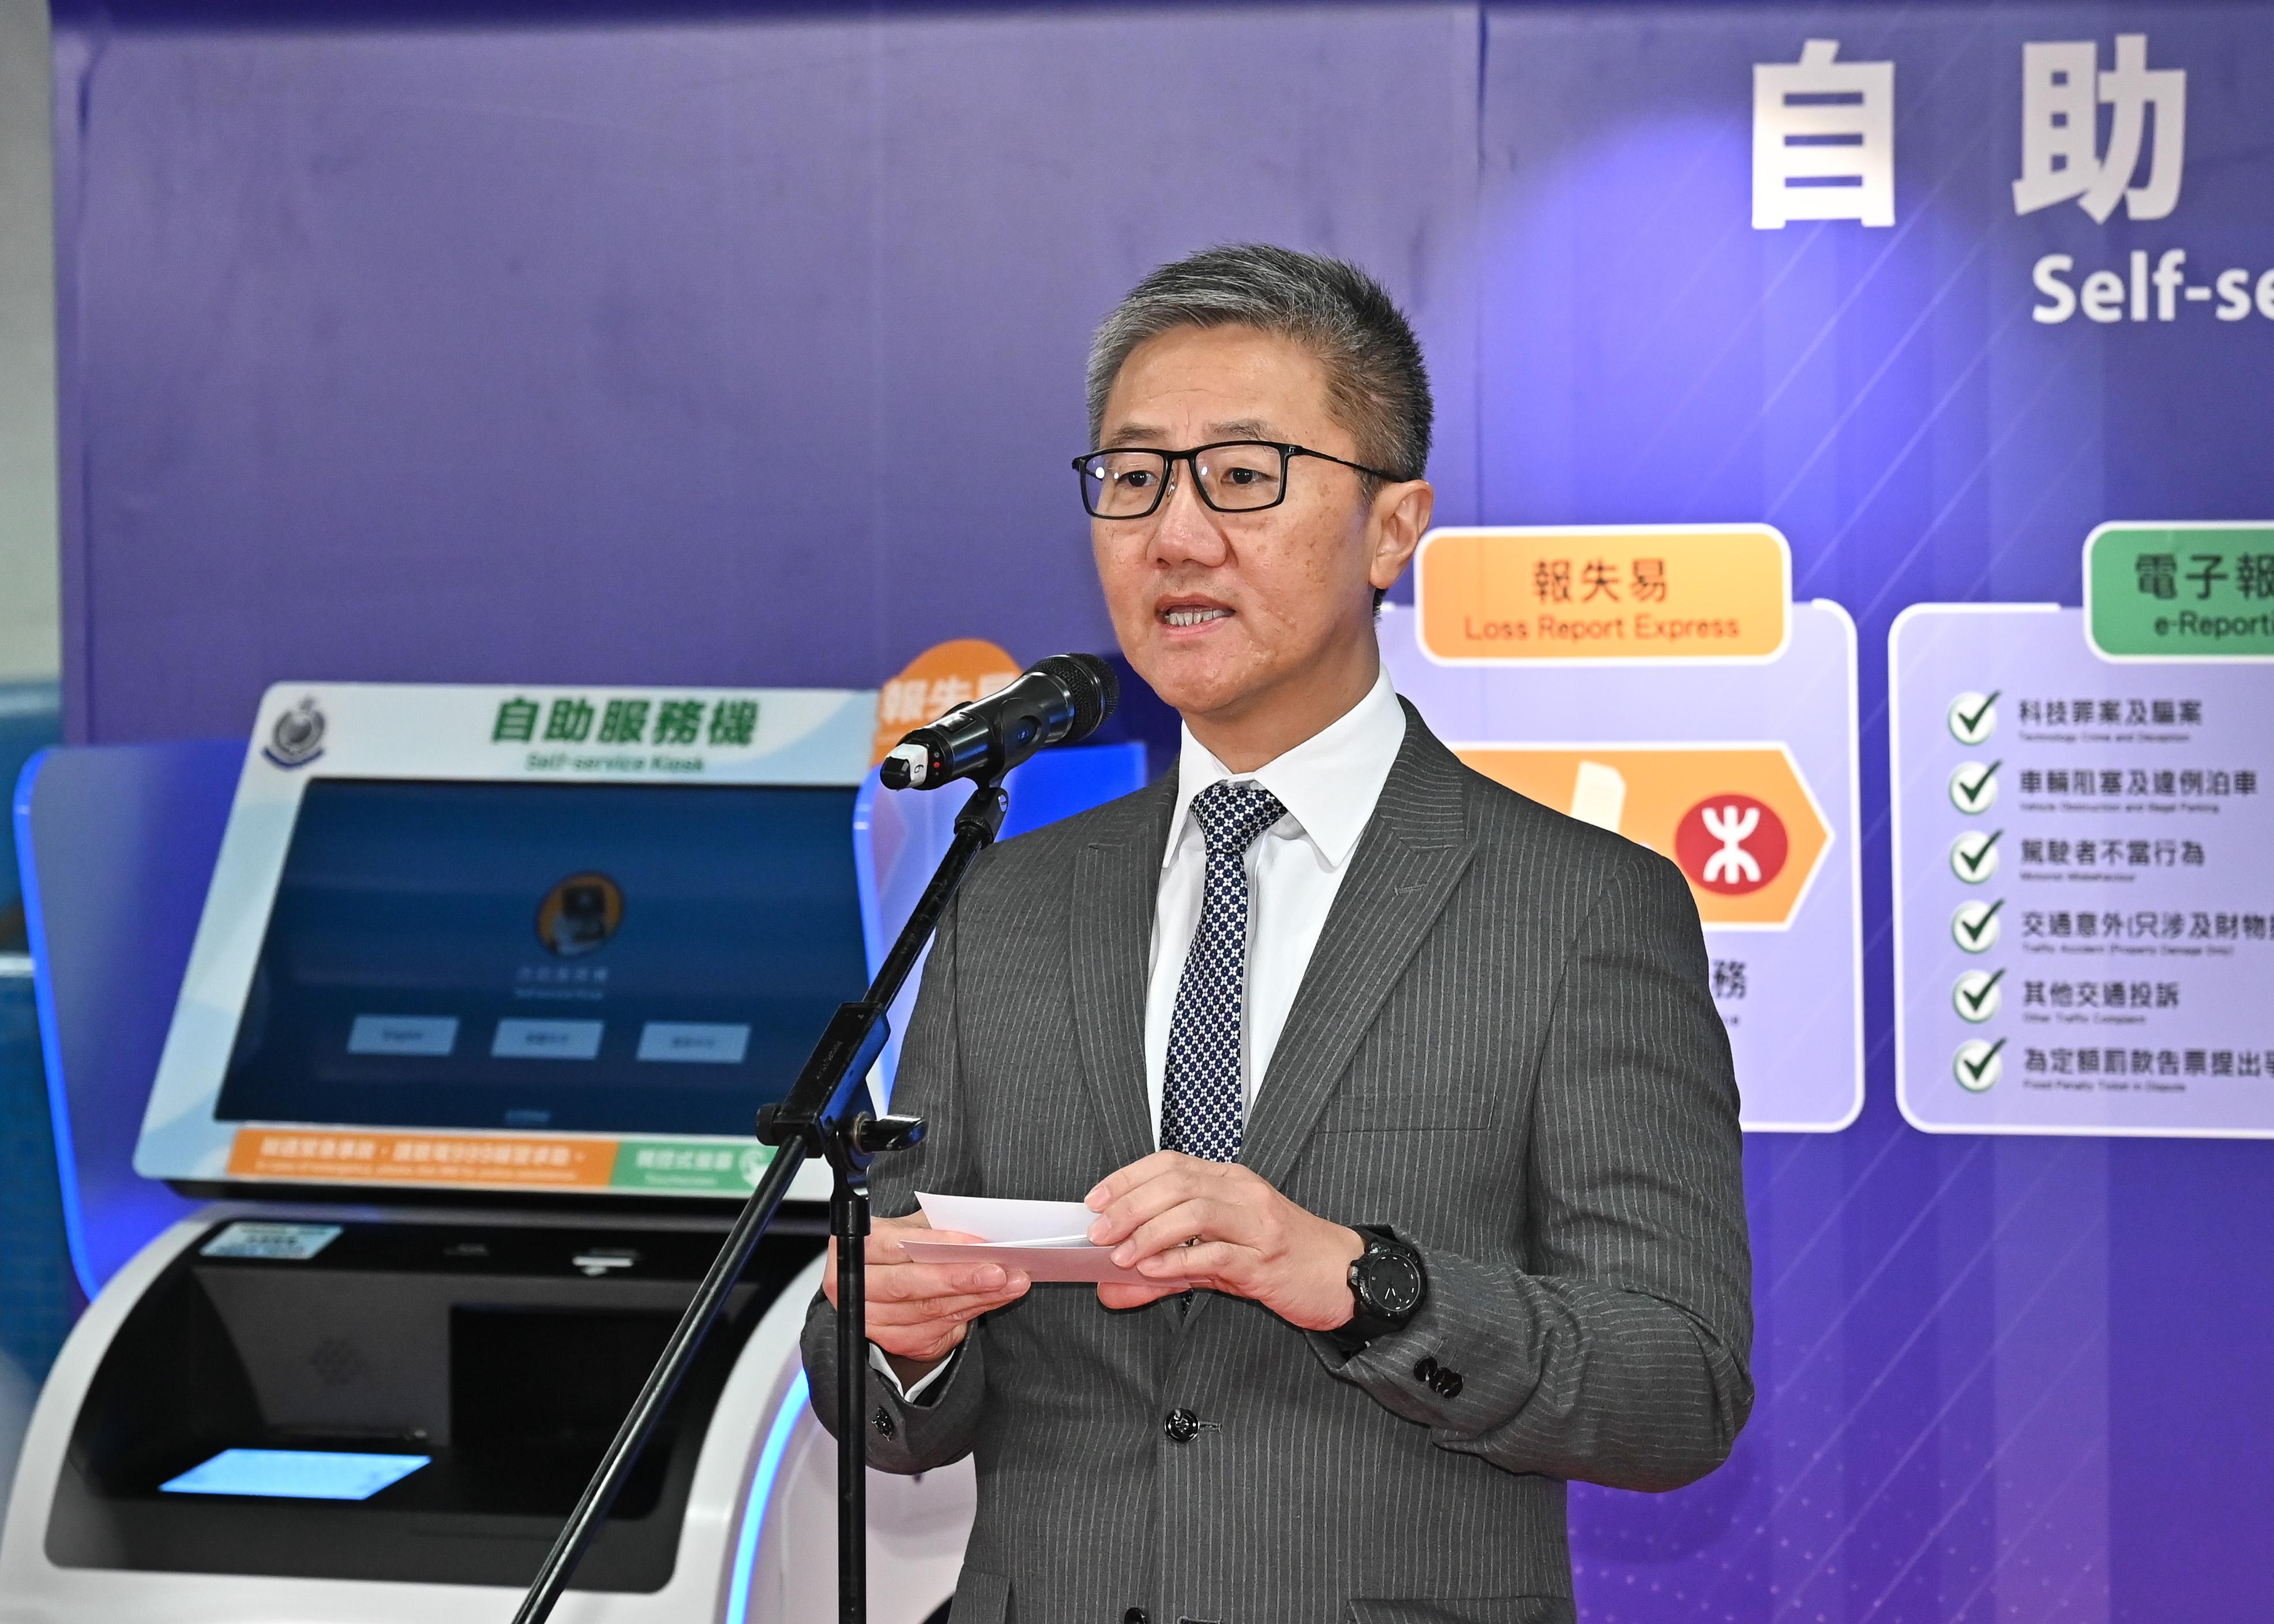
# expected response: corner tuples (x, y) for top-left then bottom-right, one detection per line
(1673, 794), (1789, 896)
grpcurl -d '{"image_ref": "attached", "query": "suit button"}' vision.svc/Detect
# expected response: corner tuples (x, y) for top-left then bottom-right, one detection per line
(1413, 1356), (1439, 1383)
(1434, 1369), (1464, 1399)
(1164, 1408), (1200, 1443)
(1124, 1611), (1148, 1624)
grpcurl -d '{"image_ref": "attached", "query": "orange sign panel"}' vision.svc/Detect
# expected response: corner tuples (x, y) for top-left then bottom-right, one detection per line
(1416, 527), (1789, 663)
(228, 1127), (616, 1189)
(872, 638), (1023, 766)
(1455, 745), (1830, 927)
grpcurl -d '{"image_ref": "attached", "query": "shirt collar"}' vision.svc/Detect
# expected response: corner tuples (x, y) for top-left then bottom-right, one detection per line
(1165, 663), (1407, 871)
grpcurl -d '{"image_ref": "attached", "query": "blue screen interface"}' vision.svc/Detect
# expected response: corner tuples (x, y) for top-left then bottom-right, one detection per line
(211, 778), (866, 1135)
(160, 1448), (431, 1501)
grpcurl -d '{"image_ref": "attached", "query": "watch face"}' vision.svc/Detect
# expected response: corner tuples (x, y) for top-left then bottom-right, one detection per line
(1359, 1249), (1424, 1317)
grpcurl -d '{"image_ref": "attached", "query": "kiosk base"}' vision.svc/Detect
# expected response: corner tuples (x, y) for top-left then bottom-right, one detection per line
(0, 1205), (972, 1624)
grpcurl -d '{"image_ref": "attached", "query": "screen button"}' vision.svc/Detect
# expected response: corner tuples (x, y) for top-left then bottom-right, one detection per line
(200, 1221), (343, 1261)
(636, 1022), (752, 1065)
(348, 1014), (460, 1057)
(491, 1018), (605, 1060)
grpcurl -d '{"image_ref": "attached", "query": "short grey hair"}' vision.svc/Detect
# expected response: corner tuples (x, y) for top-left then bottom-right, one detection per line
(1085, 243), (1432, 484)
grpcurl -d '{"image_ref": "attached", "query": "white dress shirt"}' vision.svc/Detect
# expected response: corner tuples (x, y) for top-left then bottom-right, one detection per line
(1143, 664), (1408, 1137)
(875, 663), (1406, 1400)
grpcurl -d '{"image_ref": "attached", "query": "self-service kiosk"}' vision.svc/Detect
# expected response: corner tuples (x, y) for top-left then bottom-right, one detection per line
(1, 680), (1145, 1624)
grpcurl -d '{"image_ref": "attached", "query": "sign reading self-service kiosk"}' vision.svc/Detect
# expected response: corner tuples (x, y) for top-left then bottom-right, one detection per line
(1386, 525), (1864, 1132)
(1893, 524), (2274, 1136)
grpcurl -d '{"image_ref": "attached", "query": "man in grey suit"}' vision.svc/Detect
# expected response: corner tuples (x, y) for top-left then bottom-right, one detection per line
(804, 244), (1752, 1624)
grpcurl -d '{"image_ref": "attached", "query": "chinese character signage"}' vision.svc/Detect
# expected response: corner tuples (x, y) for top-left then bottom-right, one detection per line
(1414, 525), (1789, 663)
(240, 681), (872, 787)
(1753, 40), (1895, 229)
(1892, 603), (2274, 1136)
(2085, 524), (2274, 660)
(2013, 34), (2184, 223)
(476, 689), (776, 773)
(1388, 527), (1862, 1131)
(226, 1129), (775, 1194)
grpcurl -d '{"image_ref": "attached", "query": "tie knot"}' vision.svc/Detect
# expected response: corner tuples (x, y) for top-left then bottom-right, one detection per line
(1191, 779), (1287, 858)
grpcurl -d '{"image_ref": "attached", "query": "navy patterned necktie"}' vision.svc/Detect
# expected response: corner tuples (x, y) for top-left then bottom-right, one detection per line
(1161, 779), (1289, 1163)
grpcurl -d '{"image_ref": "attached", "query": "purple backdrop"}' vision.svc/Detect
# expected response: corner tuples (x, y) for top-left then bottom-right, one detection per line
(47, 3), (2274, 1619)
(50, 1), (1480, 742)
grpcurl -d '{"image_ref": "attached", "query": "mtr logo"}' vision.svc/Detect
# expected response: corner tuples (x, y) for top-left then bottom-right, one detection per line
(1675, 794), (1791, 897)
(1456, 747), (1830, 928)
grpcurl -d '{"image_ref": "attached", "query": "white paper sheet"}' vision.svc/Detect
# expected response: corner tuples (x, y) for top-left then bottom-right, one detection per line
(907, 1192), (1189, 1288)
(915, 1193), (1097, 1243)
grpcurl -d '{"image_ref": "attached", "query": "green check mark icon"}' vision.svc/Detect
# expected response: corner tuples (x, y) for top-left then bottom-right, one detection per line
(1954, 829), (2002, 879)
(1956, 899), (2003, 949)
(1953, 760), (2001, 813)
(1957, 968), (2005, 1019)
(1958, 1038), (2006, 1089)
(1953, 689), (1999, 742)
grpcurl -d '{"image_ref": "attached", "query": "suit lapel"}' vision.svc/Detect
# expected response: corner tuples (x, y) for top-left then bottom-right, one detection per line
(1237, 704), (1476, 1193)
(1070, 773), (1177, 1173)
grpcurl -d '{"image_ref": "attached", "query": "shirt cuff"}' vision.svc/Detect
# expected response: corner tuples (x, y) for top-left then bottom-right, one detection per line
(866, 1341), (956, 1405)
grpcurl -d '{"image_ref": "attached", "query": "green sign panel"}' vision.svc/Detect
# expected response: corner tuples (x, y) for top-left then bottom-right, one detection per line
(2087, 525), (2274, 660)
(609, 1139), (772, 1194)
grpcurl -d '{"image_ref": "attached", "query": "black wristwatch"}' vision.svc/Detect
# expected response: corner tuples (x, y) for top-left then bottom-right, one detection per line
(1327, 1226), (1427, 1356)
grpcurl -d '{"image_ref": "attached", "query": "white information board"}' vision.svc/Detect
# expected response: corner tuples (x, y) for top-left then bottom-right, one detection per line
(1893, 606), (2274, 1136)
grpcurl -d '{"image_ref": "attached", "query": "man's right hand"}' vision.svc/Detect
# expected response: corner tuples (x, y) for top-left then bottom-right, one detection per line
(823, 1211), (1031, 1388)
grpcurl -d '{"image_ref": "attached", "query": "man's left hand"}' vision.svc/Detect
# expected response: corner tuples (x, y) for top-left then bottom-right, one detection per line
(1085, 1151), (1365, 1328)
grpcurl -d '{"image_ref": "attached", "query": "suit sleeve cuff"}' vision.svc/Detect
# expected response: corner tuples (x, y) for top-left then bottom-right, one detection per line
(866, 1341), (958, 1405)
(1308, 1247), (1537, 1433)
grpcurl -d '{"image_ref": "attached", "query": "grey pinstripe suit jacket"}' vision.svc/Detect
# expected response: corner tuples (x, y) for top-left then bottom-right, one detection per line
(803, 702), (1753, 1624)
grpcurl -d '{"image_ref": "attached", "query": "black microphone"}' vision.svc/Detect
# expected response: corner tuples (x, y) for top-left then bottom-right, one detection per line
(879, 653), (1119, 790)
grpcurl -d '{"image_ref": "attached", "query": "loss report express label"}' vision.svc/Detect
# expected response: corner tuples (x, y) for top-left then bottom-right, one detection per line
(1416, 527), (1789, 663)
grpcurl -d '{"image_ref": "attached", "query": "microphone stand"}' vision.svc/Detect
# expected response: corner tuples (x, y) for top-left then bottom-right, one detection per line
(511, 775), (1010, 1624)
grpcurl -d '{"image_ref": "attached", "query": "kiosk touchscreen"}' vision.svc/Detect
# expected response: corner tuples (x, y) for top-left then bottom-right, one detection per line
(137, 682), (881, 1199)
(0, 681), (974, 1624)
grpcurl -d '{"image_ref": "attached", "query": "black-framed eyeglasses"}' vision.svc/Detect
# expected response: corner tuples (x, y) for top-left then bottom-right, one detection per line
(1071, 441), (1406, 519)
